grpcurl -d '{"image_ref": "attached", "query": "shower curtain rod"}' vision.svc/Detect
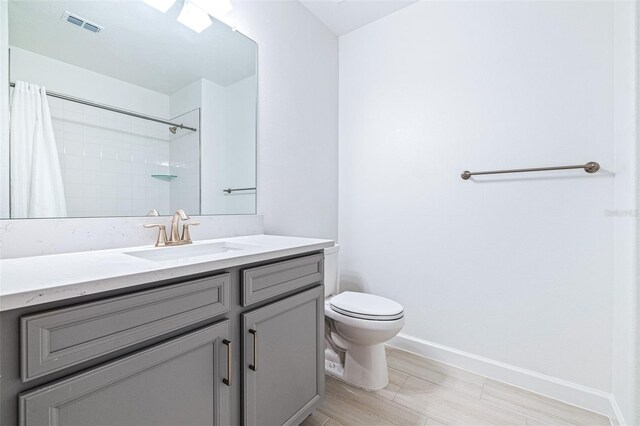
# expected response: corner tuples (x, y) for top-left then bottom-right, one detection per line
(9, 82), (198, 132)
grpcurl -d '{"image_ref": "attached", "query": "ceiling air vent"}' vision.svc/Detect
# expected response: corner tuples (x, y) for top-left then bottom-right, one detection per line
(61, 11), (103, 34)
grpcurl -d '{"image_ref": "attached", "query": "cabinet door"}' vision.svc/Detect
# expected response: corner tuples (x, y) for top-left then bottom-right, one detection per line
(20, 320), (232, 426)
(242, 286), (324, 426)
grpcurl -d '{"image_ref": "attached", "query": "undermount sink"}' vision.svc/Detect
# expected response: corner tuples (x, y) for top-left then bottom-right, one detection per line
(124, 241), (262, 262)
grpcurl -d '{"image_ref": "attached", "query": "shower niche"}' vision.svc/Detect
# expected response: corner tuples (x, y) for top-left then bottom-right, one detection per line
(0, 0), (258, 219)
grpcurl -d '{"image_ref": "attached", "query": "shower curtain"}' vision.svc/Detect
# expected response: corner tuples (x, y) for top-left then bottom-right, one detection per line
(10, 81), (67, 218)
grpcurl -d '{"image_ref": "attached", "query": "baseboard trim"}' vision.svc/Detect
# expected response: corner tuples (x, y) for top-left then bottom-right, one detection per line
(388, 333), (621, 424)
(610, 395), (627, 426)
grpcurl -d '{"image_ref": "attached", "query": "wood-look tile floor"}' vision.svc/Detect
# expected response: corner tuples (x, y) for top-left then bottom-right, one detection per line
(301, 347), (612, 426)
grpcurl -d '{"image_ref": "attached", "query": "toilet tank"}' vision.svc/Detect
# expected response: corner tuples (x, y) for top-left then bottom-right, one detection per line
(323, 244), (340, 297)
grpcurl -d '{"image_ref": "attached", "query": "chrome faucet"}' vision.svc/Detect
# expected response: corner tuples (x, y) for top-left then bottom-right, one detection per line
(144, 209), (199, 247)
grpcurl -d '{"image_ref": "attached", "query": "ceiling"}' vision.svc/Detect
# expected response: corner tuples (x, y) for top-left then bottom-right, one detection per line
(299, 0), (418, 36)
(8, 0), (257, 94)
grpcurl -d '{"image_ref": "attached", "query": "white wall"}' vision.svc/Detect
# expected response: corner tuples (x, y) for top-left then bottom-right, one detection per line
(226, 1), (339, 240)
(169, 79), (203, 118)
(201, 75), (257, 215)
(0, 1), (8, 219)
(222, 75), (257, 214)
(339, 0), (620, 413)
(9, 47), (169, 117)
(611, 2), (639, 425)
(170, 76), (257, 215)
(201, 78), (230, 214)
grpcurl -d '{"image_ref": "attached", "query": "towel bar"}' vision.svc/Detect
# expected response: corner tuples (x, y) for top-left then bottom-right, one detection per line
(461, 162), (600, 180)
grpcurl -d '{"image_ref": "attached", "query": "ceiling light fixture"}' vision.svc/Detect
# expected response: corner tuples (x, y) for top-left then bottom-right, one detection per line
(190, 0), (232, 21)
(177, 0), (212, 33)
(141, 0), (177, 13)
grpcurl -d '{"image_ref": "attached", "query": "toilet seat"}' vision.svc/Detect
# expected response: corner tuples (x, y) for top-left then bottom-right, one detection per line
(329, 291), (404, 321)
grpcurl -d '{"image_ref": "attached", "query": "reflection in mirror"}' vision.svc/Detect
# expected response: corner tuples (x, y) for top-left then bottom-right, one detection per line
(2, 0), (257, 218)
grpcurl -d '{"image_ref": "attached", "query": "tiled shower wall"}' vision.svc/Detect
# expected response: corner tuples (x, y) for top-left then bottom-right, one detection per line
(49, 96), (183, 217)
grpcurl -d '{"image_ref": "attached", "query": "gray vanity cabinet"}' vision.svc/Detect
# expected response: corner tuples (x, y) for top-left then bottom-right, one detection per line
(19, 320), (231, 426)
(242, 286), (324, 426)
(1, 251), (325, 426)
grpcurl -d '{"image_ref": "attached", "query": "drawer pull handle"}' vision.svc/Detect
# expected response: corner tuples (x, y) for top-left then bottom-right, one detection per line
(249, 329), (257, 371)
(222, 339), (232, 386)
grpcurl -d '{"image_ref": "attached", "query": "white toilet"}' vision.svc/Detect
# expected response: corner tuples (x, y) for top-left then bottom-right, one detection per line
(323, 245), (405, 391)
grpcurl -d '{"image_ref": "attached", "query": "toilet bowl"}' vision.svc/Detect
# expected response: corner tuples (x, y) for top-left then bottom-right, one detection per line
(323, 245), (404, 391)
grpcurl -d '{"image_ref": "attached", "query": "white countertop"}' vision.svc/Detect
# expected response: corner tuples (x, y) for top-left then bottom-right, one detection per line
(0, 234), (334, 312)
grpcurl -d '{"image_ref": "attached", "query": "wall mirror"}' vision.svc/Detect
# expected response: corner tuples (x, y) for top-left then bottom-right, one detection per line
(1, 0), (257, 219)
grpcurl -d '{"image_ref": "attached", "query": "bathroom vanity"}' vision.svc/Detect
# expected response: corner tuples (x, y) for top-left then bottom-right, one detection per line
(0, 235), (332, 426)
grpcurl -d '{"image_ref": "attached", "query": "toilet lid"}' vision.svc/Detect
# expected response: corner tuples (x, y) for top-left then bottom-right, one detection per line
(330, 291), (404, 321)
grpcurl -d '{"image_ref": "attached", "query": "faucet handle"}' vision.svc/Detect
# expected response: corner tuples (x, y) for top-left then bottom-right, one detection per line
(144, 224), (168, 247)
(181, 222), (200, 244)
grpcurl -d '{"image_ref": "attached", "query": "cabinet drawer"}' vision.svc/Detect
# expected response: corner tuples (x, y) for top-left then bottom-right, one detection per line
(21, 273), (230, 382)
(241, 254), (323, 306)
